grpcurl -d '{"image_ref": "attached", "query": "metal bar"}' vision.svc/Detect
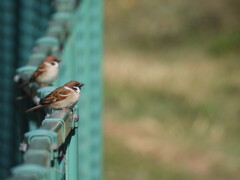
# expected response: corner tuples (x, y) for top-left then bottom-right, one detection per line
(24, 137), (51, 167)
(67, 128), (79, 180)
(41, 110), (74, 147)
(10, 0), (103, 179)
(9, 0), (81, 179)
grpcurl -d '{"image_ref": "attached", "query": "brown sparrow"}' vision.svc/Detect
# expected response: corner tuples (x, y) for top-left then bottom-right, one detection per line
(20, 56), (61, 88)
(26, 81), (84, 112)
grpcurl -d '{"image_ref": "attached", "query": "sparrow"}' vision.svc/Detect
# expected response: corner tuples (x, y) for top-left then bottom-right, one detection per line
(26, 81), (84, 113)
(20, 56), (61, 88)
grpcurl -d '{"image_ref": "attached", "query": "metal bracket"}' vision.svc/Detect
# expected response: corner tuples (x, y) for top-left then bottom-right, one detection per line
(25, 129), (58, 151)
(33, 36), (59, 56)
(47, 25), (65, 42)
(11, 164), (49, 180)
(37, 86), (57, 99)
(72, 106), (80, 128)
(16, 66), (37, 82)
(24, 149), (52, 167)
(50, 12), (72, 37)
(55, 0), (76, 12)
(42, 118), (66, 144)
(27, 53), (46, 66)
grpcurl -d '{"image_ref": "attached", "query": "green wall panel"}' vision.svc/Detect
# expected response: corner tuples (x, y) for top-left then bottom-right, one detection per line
(0, 0), (53, 178)
(1, 0), (103, 179)
(57, 0), (103, 179)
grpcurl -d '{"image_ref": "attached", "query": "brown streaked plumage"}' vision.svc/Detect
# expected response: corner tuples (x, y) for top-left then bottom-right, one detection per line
(20, 56), (61, 88)
(26, 81), (84, 113)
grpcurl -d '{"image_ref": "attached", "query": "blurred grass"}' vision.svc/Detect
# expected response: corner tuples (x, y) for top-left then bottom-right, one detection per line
(104, 0), (240, 179)
(105, 83), (218, 124)
(208, 32), (240, 55)
(104, 48), (240, 179)
(105, 136), (196, 180)
(105, 0), (240, 52)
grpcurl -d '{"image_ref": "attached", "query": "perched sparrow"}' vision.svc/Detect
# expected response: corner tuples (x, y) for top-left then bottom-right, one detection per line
(20, 56), (61, 88)
(26, 81), (84, 112)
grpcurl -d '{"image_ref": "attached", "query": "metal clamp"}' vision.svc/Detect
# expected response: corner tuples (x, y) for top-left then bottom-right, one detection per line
(27, 53), (46, 66)
(25, 129), (58, 152)
(16, 66), (37, 82)
(11, 164), (49, 180)
(42, 118), (66, 144)
(33, 36), (59, 56)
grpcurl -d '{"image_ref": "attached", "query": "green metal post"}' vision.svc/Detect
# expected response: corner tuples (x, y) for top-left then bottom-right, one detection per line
(0, 1), (18, 178)
(4, 0), (103, 179)
(66, 128), (79, 180)
(57, 0), (103, 179)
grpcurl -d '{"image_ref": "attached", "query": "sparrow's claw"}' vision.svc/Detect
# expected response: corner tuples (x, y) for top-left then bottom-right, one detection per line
(73, 113), (79, 122)
(60, 107), (71, 111)
(60, 108), (74, 115)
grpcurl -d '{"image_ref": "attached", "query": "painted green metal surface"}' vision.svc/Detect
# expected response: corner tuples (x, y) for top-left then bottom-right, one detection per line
(0, 1), (18, 178)
(17, 0), (53, 66)
(2, 0), (103, 179)
(66, 128), (79, 180)
(0, 0), (53, 178)
(57, 0), (103, 179)
(12, 164), (49, 179)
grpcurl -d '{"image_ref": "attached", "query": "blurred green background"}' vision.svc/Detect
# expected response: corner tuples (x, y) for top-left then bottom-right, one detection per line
(104, 0), (240, 179)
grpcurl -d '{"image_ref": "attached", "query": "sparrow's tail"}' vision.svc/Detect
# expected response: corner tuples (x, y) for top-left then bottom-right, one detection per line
(19, 81), (30, 88)
(26, 104), (44, 113)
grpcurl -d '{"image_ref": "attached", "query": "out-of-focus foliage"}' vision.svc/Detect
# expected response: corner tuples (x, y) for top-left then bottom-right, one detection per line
(104, 0), (240, 179)
(106, 0), (240, 52)
(209, 32), (240, 55)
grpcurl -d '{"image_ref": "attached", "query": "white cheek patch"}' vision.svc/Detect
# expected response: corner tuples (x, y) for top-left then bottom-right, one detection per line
(64, 86), (80, 93)
(76, 87), (80, 93)
(44, 62), (51, 66)
(53, 62), (59, 67)
(64, 86), (73, 91)
(73, 86), (80, 93)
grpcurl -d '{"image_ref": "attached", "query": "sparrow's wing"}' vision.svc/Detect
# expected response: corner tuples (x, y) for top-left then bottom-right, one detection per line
(41, 87), (71, 105)
(30, 63), (46, 81)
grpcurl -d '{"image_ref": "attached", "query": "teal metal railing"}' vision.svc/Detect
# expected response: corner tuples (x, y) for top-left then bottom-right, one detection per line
(0, 1), (53, 179)
(5, 0), (103, 179)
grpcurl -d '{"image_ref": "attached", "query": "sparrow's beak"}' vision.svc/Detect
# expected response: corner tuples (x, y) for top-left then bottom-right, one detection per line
(57, 59), (62, 63)
(79, 83), (84, 87)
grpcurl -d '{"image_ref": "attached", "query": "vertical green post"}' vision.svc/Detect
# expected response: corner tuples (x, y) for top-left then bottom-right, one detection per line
(0, 0), (53, 178)
(0, 1), (18, 178)
(66, 128), (79, 180)
(57, 0), (103, 179)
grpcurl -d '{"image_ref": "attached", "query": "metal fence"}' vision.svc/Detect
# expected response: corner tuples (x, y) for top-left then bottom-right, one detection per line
(0, 0), (103, 179)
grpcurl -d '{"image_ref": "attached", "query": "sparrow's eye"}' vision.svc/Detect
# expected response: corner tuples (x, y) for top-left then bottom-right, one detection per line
(51, 61), (60, 66)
